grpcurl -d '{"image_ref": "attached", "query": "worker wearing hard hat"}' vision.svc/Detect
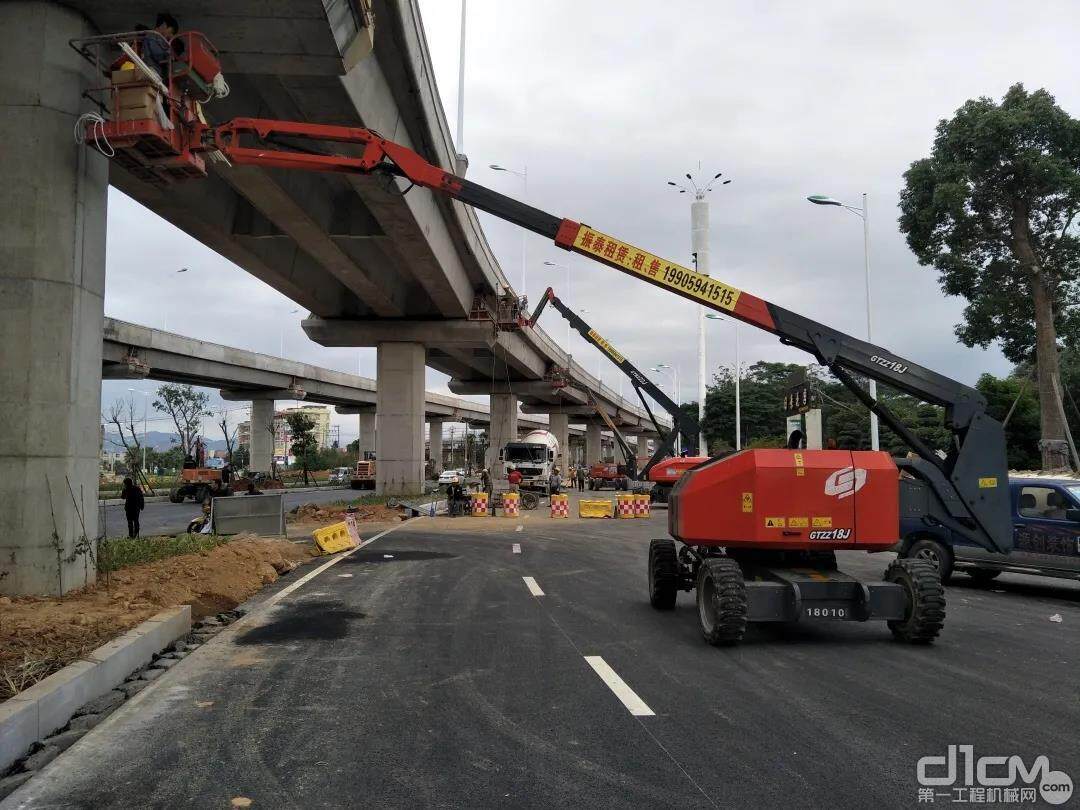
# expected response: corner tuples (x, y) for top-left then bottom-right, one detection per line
(507, 465), (522, 493)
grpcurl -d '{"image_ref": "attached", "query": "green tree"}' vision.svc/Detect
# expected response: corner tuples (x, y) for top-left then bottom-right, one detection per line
(284, 411), (318, 486)
(976, 372), (1041, 469)
(899, 84), (1080, 470)
(153, 384), (211, 457)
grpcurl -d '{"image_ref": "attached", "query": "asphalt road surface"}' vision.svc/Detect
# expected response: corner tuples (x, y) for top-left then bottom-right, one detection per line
(8, 499), (1078, 808)
(99, 487), (355, 537)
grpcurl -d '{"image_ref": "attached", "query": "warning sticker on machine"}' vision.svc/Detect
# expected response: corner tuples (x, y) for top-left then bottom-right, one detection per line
(788, 517), (809, 528)
(764, 517), (786, 528)
(741, 492), (753, 512)
(978, 477), (998, 488)
(811, 516), (833, 528)
(572, 227), (742, 311)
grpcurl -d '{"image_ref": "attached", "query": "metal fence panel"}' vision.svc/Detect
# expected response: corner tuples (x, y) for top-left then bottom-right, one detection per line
(211, 493), (286, 536)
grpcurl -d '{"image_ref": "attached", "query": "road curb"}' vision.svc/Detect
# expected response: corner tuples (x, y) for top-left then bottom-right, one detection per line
(0, 606), (190, 774)
(99, 485), (349, 507)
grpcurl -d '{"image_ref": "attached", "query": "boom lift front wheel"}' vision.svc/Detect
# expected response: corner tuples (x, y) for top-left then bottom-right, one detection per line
(648, 538), (679, 609)
(883, 558), (946, 644)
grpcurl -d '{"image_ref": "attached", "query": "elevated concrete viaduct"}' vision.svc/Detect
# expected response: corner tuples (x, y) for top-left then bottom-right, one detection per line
(1, 1), (666, 593)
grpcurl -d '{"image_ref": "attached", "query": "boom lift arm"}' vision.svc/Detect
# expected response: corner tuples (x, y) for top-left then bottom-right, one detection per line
(78, 71), (1012, 553)
(529, 288), (700, 478)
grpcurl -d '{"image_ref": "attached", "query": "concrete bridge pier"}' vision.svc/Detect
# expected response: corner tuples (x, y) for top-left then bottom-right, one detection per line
(358, 412), (376, 458)
(548, 413), (570, 473)
(585, 424), (603, 466)
(428, 419), (444, 475)
(0, 2), (108, 595)
(486, 394), (518, 474)
(249, 400), (275, 474)
(376, 343), (426, 495)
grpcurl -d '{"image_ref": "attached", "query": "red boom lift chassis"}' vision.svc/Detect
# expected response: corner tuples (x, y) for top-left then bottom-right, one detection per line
(74, 32), (1014, 645)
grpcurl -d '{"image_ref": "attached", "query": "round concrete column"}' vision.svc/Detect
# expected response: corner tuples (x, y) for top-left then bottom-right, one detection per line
(249, 400), (276, 474)
(0, 3), (109, 595)
(428, 419), (444, 476)
(376, 343), (426, 495)
(585, 423), (603, 466)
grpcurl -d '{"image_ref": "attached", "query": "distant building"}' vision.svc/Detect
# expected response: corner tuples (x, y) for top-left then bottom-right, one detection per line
(237, 405), (332, 456)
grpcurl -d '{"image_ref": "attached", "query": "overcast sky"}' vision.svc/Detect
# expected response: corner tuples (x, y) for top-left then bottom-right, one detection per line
(102, 1), (1080, 443)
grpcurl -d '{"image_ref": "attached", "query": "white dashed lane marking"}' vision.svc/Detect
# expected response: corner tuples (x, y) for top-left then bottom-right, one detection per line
(584, 656), (655, 717)
(512, 543), (521, 554)
(522, 576), (544, 596)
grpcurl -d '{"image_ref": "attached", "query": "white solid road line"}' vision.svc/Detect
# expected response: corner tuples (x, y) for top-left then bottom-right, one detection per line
(584, 656), (655, 717)
(512, 543), (521, 554)
(522, 576), (544, 596)
(265, 520), (413, 607)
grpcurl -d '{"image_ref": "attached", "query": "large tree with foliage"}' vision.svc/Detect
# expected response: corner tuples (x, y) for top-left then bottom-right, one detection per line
(284, 411), (318, 486)
(899, 84), (1080, 469)
(153, 384), (211, 457)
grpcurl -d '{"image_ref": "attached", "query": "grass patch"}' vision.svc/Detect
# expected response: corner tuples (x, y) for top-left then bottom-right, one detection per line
(98, 534), (232, 574)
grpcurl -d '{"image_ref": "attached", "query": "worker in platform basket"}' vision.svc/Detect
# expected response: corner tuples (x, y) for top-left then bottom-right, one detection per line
(140, 13), (180, 79)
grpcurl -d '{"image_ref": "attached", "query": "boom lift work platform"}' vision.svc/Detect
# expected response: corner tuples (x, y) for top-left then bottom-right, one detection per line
(76, 32), (1014, 644)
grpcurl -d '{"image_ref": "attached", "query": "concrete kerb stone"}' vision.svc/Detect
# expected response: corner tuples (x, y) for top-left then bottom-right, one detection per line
(0, 606), (190, 773)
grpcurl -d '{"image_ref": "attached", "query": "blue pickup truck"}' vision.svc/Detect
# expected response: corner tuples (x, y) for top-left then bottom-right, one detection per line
(897, 477), (1080, 583)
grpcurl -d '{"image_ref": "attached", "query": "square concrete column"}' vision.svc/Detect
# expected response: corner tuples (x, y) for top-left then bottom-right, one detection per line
(548, 413), (570, 472)
(249, 400), (275, 474)
(376, 343), (425, 495)
(0, 3), (108, 595)
(585, 423), (603, 466)
(358, 411), (376, 458)
(428, 419), (444, 476)
(485, 394), (518, 474)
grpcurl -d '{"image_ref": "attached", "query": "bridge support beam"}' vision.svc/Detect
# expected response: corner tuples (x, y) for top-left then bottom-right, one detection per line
(358, 412), (376, 458)
(548, 413), (569, 472)
(249, 400), (275, 474)
(0, 2), (108, 595)
(585, 424), (603, 466)
(428, 419), (444, 476)
(376, 343), (425, 495)
(486, 394), (518, 474)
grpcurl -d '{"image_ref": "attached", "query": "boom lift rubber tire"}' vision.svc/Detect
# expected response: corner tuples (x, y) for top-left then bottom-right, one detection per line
(696, 557), (748, 646)
(966, 568), (1001, 584)
(907, 537), (954, 583)
(648, 538), (679, 610)
(884, 558), (945, 644)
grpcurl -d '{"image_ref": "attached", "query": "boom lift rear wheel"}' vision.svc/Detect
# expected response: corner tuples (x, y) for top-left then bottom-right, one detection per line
(883, 558), (945, 644)
(648, 538), (679, 609)
(696, 557), (748, 645)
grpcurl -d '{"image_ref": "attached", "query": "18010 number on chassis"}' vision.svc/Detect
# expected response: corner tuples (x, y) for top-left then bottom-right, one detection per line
(649, 448), (947, 644)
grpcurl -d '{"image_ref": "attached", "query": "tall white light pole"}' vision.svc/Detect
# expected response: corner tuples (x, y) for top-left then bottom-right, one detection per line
(669, 171), (732, 456)
(489, 164), (528, 294)
(706, 313), (741, 451)
(807, 193), (878, 450)
(651, 364), (680, 454)
(456, 0), (466, 151)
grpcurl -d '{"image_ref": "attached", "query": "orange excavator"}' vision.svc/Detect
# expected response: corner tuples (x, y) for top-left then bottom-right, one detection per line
(74, 31), (1013, 645)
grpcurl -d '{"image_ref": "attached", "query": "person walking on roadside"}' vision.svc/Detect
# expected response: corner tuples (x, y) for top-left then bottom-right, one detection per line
(576, 464), (586, 492)
(121, 477), (145, 538)
(507, 465), (522, 493)
(548, 467), (562, 497)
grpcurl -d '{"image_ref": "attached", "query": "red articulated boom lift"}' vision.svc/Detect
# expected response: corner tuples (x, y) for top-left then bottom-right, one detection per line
(76, 33), (1014, 645)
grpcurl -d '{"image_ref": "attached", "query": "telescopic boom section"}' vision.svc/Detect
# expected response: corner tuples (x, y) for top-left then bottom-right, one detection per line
(191, 119), (1010, 553)
(529, 288), (699, 477)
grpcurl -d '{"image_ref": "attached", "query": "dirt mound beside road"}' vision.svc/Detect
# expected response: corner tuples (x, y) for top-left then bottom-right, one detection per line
(0, 535), (313, 701)
(288, 501), (402, 524)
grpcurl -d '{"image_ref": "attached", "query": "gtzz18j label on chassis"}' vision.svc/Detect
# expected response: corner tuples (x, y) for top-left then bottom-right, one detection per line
(572, 227), (742, 311)
(870, 355), (908, 374)
(809, 528), (852, 541)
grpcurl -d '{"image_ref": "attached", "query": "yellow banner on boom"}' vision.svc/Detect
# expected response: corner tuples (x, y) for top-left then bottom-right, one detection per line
(572, 226), (742, 311)
(587, 328), (625, 364)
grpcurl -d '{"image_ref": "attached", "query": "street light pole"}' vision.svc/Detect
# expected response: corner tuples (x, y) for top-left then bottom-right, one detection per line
(670, 170), (732, 457)
(489, 164), (528, 295)
(706, 313), (741, 451)
(651, 364), (680, 454)
(807, 192), (878, 450)
(456, 0), (466, 152)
